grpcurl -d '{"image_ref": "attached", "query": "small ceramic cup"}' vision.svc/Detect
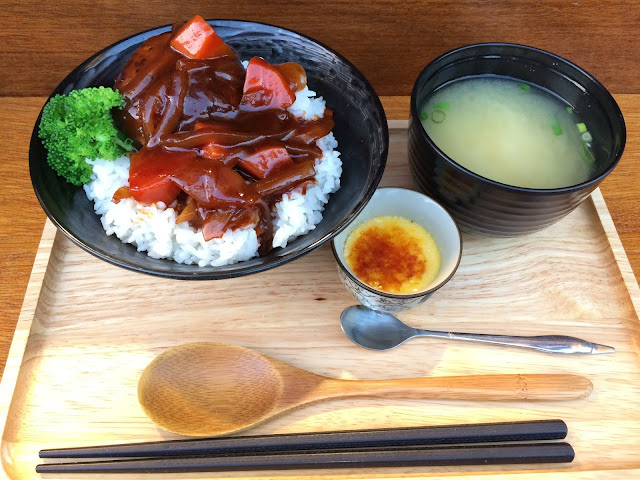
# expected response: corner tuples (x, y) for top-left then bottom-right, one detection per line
(331, 187), (462, 313)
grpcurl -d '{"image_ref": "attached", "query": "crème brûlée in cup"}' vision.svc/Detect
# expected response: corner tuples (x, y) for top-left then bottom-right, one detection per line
(332, 187), (462, 313)
(343, 215), (440, 294)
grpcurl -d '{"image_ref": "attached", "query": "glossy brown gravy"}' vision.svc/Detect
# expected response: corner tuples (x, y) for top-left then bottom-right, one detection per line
(114, 27), (334, 253)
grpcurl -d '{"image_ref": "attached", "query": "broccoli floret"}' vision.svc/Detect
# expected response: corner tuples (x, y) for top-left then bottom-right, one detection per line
(38, 87), (133, 185)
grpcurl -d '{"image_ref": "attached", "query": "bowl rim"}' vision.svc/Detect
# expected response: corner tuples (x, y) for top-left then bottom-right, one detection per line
(330, 186), (463, 300)
(29, 18), (389, 280)
(409, 41), (627, 195)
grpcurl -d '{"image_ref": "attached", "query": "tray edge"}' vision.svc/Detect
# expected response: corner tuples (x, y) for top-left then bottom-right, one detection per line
(0, 221), (57, 453)
(590, 188), (640, 317)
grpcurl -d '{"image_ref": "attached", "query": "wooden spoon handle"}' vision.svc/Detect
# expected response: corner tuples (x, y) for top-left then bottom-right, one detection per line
(324, 374), (592, 401)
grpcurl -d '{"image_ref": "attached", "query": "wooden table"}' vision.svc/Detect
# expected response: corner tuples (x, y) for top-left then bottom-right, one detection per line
(1, 0), (639, 383)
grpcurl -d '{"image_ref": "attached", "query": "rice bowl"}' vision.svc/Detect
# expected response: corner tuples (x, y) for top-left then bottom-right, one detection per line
(30, 19), (388, 280)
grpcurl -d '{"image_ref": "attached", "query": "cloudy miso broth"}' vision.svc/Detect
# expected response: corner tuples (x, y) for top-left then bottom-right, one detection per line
(420, 78), (595, 189)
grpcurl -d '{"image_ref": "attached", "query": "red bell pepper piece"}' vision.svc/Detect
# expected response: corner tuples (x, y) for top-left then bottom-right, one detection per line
(237, 145), (294, 179)
(240, 57), (296, 111)
(129, 148), (195, 205)
(170, 15), (233, 59)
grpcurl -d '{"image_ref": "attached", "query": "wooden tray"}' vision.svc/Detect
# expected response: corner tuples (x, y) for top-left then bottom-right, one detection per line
(2, 123), (640, 479)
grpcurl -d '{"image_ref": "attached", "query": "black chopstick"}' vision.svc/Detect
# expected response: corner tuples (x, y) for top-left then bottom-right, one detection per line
(39, 419), (567, 459)
(36, 442), (574, 473)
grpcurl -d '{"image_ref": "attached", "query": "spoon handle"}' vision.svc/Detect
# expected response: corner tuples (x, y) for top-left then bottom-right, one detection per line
(327, 374), (592, 401)
(415, 330), (615, 354)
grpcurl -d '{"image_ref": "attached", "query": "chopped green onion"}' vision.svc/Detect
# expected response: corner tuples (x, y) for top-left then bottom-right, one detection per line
(518, 83), (531, 91)
(551, 115), (563, 136)
(576, 122), (587, 133)
(419, 111), (428, 121)
(581, 143), (595, 164)
(582, 131), (593, 143)
(431, 110), (446, 123)
(435, 103), (450, 110)
(566, 106), (573, 114)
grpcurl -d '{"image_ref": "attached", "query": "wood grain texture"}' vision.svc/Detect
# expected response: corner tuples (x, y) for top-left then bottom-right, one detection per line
(0, 127), (639, 479)
(138, 343), (593, 436)
(0, 97), (47, 382)
(1, 1), (639, 97)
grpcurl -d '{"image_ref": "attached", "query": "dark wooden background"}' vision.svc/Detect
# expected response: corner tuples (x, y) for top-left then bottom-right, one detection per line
(2, 1), (639, 97)
(1, 0), (639, 380)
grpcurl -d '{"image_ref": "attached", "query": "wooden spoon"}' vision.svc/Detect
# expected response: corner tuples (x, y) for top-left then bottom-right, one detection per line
(138, 342), (592, 437)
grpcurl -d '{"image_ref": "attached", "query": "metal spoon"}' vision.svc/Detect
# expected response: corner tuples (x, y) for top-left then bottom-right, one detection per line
(340, 305), (615, 354)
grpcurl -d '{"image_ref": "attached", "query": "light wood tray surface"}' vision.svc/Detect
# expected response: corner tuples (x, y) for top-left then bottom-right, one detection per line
(1, 124), (639, 479)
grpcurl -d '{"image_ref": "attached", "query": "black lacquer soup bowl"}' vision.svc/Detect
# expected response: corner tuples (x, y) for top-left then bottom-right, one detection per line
(408, 43), (625, 236)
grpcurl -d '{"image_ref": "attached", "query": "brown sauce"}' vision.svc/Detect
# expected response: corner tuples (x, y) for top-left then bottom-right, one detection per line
(113, 22), (334, 252)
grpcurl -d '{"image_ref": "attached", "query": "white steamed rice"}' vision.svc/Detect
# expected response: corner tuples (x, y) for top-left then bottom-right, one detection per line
(83, 86), (342, 267)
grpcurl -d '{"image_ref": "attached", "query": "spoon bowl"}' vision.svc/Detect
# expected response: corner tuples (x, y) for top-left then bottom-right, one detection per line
(341, 306), (418, 350)
(139, 342), (592, 437)
(139, 343), (283, 436)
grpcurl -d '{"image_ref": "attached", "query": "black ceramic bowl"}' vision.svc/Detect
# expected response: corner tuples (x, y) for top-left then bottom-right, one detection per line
(30, 20), (388, 279)
(408, 43), (625, 236)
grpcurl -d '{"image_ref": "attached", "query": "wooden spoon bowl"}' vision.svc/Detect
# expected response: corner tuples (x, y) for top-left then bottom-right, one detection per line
(139, 343), (284, 435)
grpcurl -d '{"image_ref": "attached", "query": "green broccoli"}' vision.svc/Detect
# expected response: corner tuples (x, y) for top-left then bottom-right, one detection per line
(38, 87), (133, 185)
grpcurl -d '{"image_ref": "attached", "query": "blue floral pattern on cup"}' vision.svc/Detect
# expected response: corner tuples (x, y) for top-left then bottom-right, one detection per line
(337, 267), (433, 313)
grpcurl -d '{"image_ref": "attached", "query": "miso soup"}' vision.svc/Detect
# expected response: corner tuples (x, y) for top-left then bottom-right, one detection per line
(420, 78), (595, 189)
